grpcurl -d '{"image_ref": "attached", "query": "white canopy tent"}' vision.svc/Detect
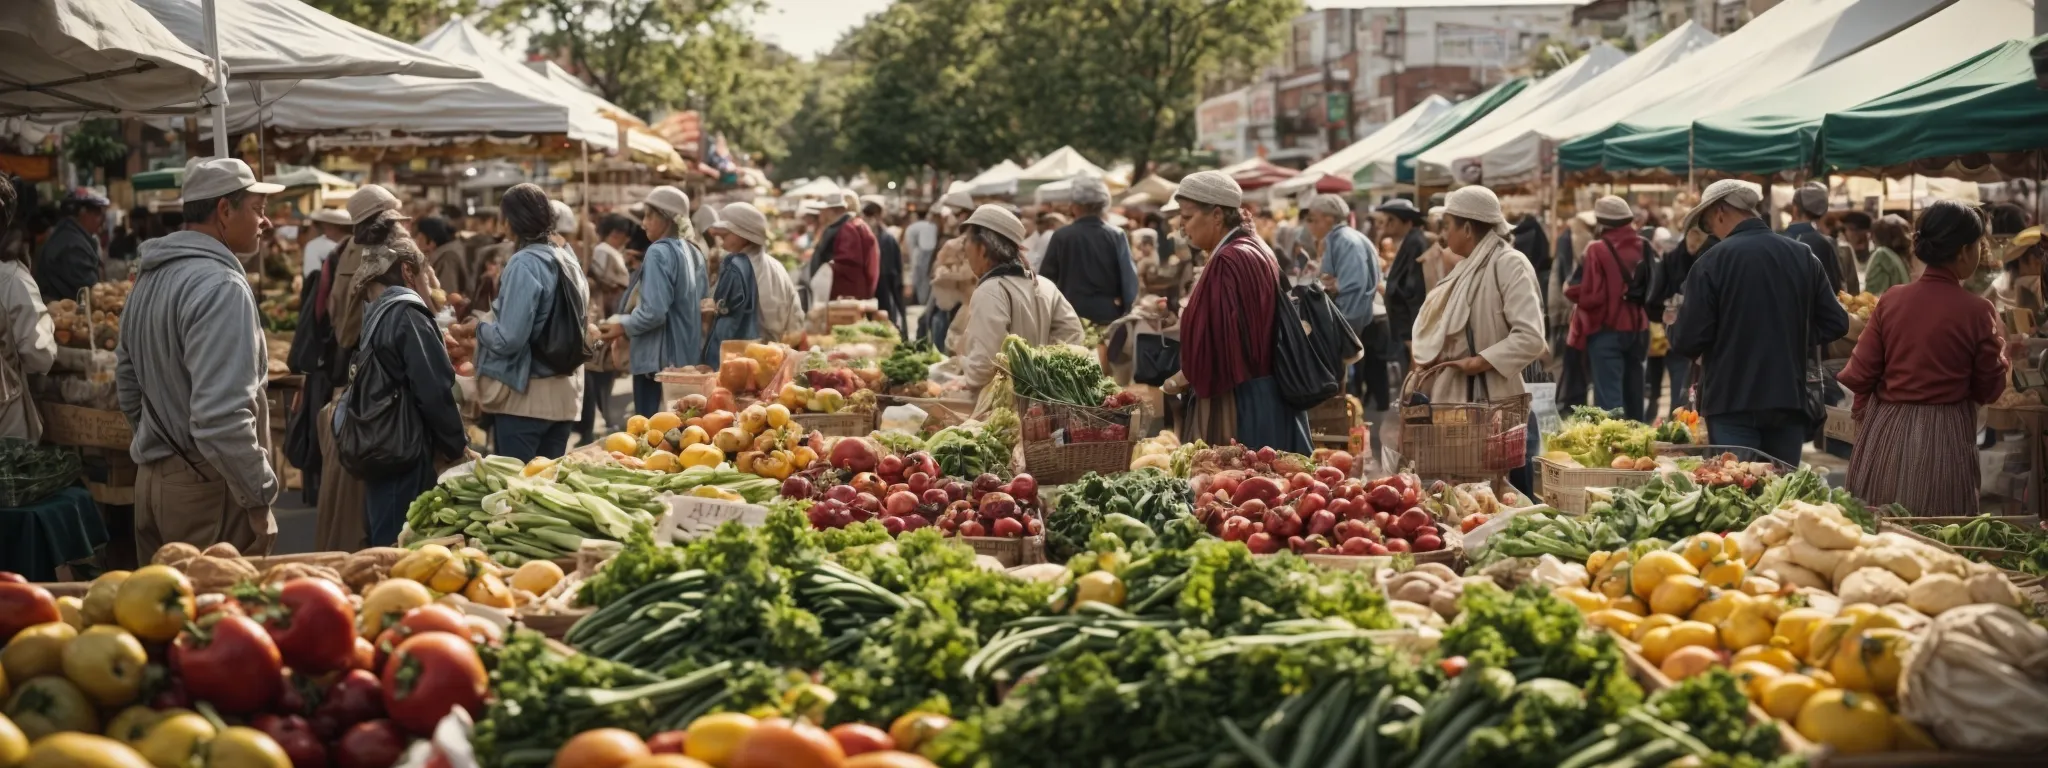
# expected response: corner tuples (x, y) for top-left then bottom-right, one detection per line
(1406, 42), (1628, 187)
(264, 164), (355, 192)
(1419, 21), (1720, 186)
(133, 0), (478, 81)
(0, 0), (214, 117)
(1269, 95), (1453, 197)
(966, 160), (1023, 197)
(416, 20), (679, 166)
(211, 20), (618, 152)
(780, 177), (844, 200)
(1018, 146), (1110, 182)
(1546, 0), (1952, 175)
(1119, 174), (1177, 206)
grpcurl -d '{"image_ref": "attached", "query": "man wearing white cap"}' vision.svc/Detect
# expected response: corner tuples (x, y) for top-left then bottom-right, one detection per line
(1040, 175), (1139, 326)
(117, 157), (284, 557)
(814, 190), (879, 302)
(1171, 170), (1310, 454)
(1566, 195), (1651, 421)
(1668, 178), (1849, 464)
(303, 207), (351, 278)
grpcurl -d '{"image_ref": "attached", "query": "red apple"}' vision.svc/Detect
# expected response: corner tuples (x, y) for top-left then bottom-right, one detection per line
(1413, 533), (1444, 552)
(885, 491), (919, 517)
(1366, 542), (1389, 555)
(958, 520), (986, 537)
(1340, 537), (1371, 555)
(1246, 532), (1280, 554)
(1307, 509), (1336, 537)
(1313, 466), (1345, 485)
(993, 517), (1025, 537)
(1297, 493), (1327, 517)
(1384, 538), (1411, 553)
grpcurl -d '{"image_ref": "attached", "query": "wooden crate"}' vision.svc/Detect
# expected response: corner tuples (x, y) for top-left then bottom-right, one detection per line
(957, 535), (1046, 568)
(793, 411), (871, 437)
(38, 403), (133, 450)
(517, 606), (594, 641)
(1309, 396), (1357, 438)
(1825, 406), (1857, 444)
(1533, 456), (1658, 513)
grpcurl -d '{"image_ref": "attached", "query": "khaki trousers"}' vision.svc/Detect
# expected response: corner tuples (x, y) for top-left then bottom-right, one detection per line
(135, 456), (275, 562)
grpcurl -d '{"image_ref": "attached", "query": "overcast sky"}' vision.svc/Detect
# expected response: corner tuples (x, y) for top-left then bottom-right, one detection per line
(752, 0), (891, 59)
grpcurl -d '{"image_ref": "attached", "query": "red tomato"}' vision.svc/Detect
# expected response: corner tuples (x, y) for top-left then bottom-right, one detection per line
(311, 669), (384, 740)
(0, 582), (59, 643)
(376, 604), (470, 673)
(352, 636), (376, 672)
(645, 731), (687, 754)
(1438, 655), (1469, 678)
(731, 718), (845, 768)
(334, 719), (407, 768)
(172, 614), (283, 714)
(828, 723), (895, 756)
(249, 578), (359, 674)
(380, 633), (487, 736)
(251, 714), (330, 768)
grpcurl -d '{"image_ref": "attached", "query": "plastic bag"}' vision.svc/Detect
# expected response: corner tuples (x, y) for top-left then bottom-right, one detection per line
(878, 404), (929, 434)
(1899, 603), (2048, 752)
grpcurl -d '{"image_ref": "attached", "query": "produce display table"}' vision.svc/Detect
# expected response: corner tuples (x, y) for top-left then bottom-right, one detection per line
(0, 486), (107, 582)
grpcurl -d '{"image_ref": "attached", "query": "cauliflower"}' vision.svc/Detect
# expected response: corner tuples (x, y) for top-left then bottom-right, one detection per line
(1837, 566), (1910, 606)
(1906, 573), (1971, 616)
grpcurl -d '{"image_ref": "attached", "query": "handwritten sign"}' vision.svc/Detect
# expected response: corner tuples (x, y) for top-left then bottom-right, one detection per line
(655, 494), (769, 543)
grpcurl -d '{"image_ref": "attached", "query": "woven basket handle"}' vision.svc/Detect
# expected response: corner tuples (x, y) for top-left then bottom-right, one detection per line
(1400, 361), (1459, 401)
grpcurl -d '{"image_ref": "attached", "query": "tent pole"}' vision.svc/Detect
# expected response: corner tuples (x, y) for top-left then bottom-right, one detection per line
(253, 82), (268, 178)
(201, 0), (229, 158)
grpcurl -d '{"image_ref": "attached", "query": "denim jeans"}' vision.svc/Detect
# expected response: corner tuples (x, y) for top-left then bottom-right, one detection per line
(363, 459), (437, 547)
(926, 306), (955, 352)
(578, 370), (621, 439)
(632, 373), (666, 419)
(1706, 409), (1808, 466)
(1646, 355), (1691, 418)
(1586, 329), (1647, 422)
(492, 414), (572, 463)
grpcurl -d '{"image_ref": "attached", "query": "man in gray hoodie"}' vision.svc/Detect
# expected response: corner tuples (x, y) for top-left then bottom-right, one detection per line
(116, 158), (283, 558)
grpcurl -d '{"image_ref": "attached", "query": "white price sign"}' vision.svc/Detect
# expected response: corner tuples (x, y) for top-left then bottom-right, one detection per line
(655, 494), (769, 543)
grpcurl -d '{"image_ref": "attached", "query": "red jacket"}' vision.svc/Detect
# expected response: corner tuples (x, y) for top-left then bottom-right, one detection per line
(828, 216), (879, 300)
(1565, 227), (1648, 348)
(1182, 229), (1278, 399)
(1838, 265), (2007, 415)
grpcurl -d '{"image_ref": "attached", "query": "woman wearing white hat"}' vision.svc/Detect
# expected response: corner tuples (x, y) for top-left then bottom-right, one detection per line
(953, 205), (1085, 391)
(1408, 185), (1547, 488)
(1171, 171), (1311, 453)
(599, 186), (708, 417)
(700, 204), (763, 367)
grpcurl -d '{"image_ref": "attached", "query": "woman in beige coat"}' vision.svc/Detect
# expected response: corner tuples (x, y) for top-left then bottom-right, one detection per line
(1409, 186), (1547, 408)
(953, 205), (1085, 391)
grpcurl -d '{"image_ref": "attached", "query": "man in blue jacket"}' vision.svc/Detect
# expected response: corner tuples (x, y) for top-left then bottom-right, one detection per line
(1307, 194), (1388, 412)
(37, 188), (108, 302)
(1669, 179), (1848, 465)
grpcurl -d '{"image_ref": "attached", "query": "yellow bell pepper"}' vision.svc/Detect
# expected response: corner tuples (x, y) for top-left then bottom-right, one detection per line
(680, 444), (725, 469)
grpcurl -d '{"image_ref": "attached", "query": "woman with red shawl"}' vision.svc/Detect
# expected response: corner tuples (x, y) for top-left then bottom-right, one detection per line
(1169, 171), (1310, 453)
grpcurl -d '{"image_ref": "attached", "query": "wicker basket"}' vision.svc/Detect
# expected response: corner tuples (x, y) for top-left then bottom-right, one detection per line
(1310, 396), (1358, 438)
(1021, 439), (1133, 485)
(1533, 457), (1656, 513)
(1398, 364), (1531, 478)
(654, 368), (717, 405)
(1013, 392), (1137, 442)
(793, 411), (872, 437)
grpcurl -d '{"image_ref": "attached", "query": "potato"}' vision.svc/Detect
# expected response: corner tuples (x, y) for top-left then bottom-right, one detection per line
(153, 542), (203, 567)
(202, 542), (241, 559)
(1966, 570), (2023, 608)
(1836, 567), (1909, 606)
(1905, 573), (1970, 616)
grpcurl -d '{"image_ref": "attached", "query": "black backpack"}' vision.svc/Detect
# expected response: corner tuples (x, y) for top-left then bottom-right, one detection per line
(527, 247), (589, 376)
(337, 294), (429, 479)
(1611, 240), (1663, 311)
(1254, 236), (1361, 410)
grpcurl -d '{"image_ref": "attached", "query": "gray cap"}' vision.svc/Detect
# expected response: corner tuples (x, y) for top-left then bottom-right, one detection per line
(550, 200), (577, 234)
(1307, 194), (1350, 219)
(1593, 195), (1632, 223)
(65, 187), (110, 209)
(964, 204), (1026, 247)
(1793, 181), (1829, 218)
(1174, 170), (1241, 208)
(345, 184), (407, 224)
(1679, 179), (1763, 234)
(719, 202), (770, 247)
(1071, 175), (1110, 206)
(309, 207), (352, 226)
(644, 185), (690, 217)
(182, 157), (284, 203)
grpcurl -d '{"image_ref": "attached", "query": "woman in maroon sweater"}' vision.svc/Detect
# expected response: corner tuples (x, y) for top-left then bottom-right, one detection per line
(1839, 201), (2008, 514)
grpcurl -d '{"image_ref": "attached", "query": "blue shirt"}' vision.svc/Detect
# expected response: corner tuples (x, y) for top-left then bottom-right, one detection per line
(477, 243), (579, 393)
(702, 252), (759, 368)
(1319, 224), (1379, 329)
(619, 236), (707, 376)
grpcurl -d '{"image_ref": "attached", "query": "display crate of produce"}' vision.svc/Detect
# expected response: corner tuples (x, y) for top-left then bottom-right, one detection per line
(957, 534), (1047, 568)
(793, 410), (871, 437)
(1825, 405), (1857, 444)
(1021, 439), (1132, 486)
(36, 402), (133, 450)
(653, 368), (717, 403)
(1534, 457), (1658, 513)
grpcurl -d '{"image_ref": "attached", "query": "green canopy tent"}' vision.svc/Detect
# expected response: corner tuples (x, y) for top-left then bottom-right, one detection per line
(130, 167), (184, 191)
(1372, 77), (1528, 186)
(1817, 34), (2048, 180)
(1598, 0), (2031, 178)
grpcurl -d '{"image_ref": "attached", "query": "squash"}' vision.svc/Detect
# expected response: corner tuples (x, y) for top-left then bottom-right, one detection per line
(1757, 673), (1822, 721)
(1727, 660), (1783, 699)
(680, 444), (725, 470)
(1732, 641), (1800, 673)
(1772, 608), (1829, 661)
(1660, 646), (1721, 680)
(1552, 587), (1608, 615)
(1630, 551), (1698, 602)
(1680, 533), (1724, 569)
(1649, 575), (1709, 618)
(1716, 597), (1775, 651)
(1828, 628), (1908, 696)
(1795, 689), (1894, 754)
(1700, 557), (1747, 590)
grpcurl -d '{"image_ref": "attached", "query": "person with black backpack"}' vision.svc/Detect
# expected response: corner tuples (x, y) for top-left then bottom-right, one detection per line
(453, 184), (590, 462)
(342, 237), (468, 546)
(1565, 196), (1652, 421)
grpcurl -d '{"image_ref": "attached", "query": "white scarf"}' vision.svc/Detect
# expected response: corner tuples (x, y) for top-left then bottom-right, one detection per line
(1410, 230), (1512, 365)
